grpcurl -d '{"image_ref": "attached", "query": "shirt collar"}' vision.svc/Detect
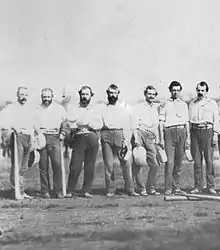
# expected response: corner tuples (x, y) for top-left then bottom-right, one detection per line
(168, 98), (181, 102)
(144, 101), (155, 107)
(193, 96), (210, 104)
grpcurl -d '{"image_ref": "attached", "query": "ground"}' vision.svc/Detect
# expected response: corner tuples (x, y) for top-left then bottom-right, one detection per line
(1, 149), (220, 250)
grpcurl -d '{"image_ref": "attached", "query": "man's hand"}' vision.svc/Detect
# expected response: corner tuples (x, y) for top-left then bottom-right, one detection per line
(185, 137), (191, 149)
(59, 133), (65, 141)
(158, 138), (165, 149)
(122, 138), (131, 150)
(212, 133), (218, 147)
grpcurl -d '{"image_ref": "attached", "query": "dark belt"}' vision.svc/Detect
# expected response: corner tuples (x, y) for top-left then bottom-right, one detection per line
(191, 123), (213, 130)
(165, 124), (185, 129)
(101, 128), (123, 131)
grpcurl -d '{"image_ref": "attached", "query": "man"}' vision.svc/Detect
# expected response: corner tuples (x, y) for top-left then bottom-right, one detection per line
(189, 81), (219, 194)
(66, 86), (102, 198)
(0, 86), (37, 199)
(37, 88), (68, 198)
(159, 81), (189, 195)
(132, 85), (161, 196)
(100, 84), (139, 197)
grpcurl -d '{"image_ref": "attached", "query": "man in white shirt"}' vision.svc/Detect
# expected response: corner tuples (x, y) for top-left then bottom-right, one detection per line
(66, 86), (102, 198)
(101, 84), (139, 197)
(159, 81), (189, 195)
(132, 85), (161, 196)
(37, 88), (68, 198)
(0, 86), (38, 199)
(189, 82), (219, 194)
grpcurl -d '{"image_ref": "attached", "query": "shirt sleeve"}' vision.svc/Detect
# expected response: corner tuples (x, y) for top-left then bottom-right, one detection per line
(0, 104), (14, 129)
(159, 102), (166, 122)
(183, 102), (189, 124)
(213, 101), (220, 134)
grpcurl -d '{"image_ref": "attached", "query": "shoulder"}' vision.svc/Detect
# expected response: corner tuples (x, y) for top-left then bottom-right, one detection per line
(53, 102), (66, 112)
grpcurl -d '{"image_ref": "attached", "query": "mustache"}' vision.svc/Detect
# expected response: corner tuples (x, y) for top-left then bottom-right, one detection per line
(20, 98), (27, 102)
(198, 93), (203, 97)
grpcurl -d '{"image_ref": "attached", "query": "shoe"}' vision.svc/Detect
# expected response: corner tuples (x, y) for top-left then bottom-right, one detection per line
(148, 189), (160, 195)
(173, 188), (186, 195)
(190, 188), (201, 194)
(83, 192), (93, 198)
(208, 188), (217, 195)
(42, 192), (50, 198)
(128, 191), (140, 197)
(23, 192), (33, 199)
(164, 190), (172, 195)
(56, 193), (63, 199)
(140, 190), (148, 196)
(106, 192), (115, 198)
(66, 193), (73, 198)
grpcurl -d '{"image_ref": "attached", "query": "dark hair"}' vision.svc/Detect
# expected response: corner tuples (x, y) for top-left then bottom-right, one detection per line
(106, 84), (120, 94)
(196, 81), (209, 92)
(41, 88), (54, 97)
(168, 81), (182, 92)
(144, 85), (158, 96)
(78, 85), (94, 96)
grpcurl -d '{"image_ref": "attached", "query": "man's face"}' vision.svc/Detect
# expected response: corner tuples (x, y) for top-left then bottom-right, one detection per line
(17, 88), (28, 105)
(145, 89), (157, 103)
(196, 85), (207, 99)
(170, 86), (181, 100)
(107, 88), (119, 105)
(41, 90), (53, 107)
(80, 88), (92, 105)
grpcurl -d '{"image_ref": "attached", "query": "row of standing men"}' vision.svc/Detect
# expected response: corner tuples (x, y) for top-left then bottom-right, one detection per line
(0, 81), (219, 199)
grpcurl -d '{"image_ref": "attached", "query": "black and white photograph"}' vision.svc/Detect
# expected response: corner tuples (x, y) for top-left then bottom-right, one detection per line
(0, 1), (220, 249)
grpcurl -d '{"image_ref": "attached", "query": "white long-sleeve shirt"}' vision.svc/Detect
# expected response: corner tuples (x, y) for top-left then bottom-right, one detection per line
(0, 101), (38, 134)
(36, 102), (67, 131)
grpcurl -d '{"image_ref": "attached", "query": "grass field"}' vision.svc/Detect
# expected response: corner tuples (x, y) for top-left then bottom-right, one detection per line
(1, 148), (220, 250)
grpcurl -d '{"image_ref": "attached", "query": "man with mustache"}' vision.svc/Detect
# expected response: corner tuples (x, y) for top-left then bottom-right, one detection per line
(159, 81), (189, 195)
(0, 86), (38, 199)
(132, 85), (161, 196)
(100, 84), (139, 197)
(189, 82), (219, 194)
(37, 88), (68, 198)
(66, 86), (102, 198)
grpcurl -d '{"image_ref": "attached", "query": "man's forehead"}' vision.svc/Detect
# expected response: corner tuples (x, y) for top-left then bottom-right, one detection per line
(197, 85), (206, 90)
(42, 90), (53, 96)
(108, 88), (119, 93)
(18, 88), (28, 94)
(81, 88), (91, 94)
(146, 89), (156, 94)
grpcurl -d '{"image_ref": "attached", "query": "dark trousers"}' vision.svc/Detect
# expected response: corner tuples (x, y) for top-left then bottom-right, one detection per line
(132, 130), (159, 191)
(101, 129), (134, 193)
(190, 128), (214, 190)
(10, 133), (32, 192)
(39, 134), (62, 194)
(191, 128), (214, 189)
(67, 132), (99, 193)
(164, 127), (187, 191)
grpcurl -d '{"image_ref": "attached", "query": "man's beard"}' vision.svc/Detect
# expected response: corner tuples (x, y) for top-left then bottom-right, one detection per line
(198, 93), (203, 98)
(108, 96), (118, 105)
(18, 98), (27, 104)
(42, 99), (52, 106)
(80, 97), (91, 105)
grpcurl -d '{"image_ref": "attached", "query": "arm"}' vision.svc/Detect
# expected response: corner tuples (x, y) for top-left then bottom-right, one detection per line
(158, 102), (166, 148)
(212, 101), (219, 146)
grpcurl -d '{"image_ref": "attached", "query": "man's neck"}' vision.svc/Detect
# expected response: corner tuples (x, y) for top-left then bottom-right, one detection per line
(79, 102), (90, 108)
(145, 100), (153, 106)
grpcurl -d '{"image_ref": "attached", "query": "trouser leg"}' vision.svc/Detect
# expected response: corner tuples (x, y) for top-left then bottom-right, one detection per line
(101, 141), (115, 193)
(82, 133), (99, 193)
(191, 128), (203, 190)
(67, 134), (85, 193)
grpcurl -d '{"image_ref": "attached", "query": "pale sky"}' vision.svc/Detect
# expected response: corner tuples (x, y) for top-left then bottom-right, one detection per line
(0, 0), (220, 104)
